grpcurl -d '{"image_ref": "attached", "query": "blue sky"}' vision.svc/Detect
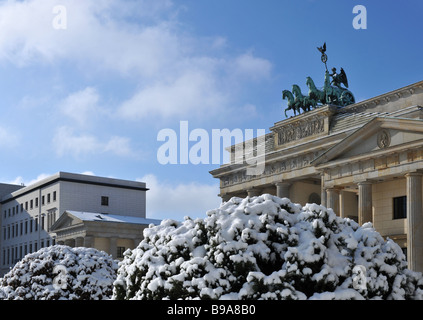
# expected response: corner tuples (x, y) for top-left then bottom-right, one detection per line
(0, 0), (421, 221)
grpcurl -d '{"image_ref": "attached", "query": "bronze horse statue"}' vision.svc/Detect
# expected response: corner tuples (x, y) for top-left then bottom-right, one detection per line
(282, 90), (299, 117)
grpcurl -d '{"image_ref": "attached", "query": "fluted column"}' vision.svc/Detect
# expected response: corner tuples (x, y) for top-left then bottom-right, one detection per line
(75, 237), (84, 247)
(84, 235), (94, 248)
(109, 237), (117, 259)
(275, 182), (291, 199)
(326, 188), (340, 215)
(247, 188), (261, 197)
(220, 193), (231, 202)
(406, 172), (423, 272)
(358, 181), (372, 225)
(339, 190), (346, 218)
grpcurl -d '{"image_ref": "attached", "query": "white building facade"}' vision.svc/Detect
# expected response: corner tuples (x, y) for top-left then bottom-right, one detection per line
(0, 172), (156, 276)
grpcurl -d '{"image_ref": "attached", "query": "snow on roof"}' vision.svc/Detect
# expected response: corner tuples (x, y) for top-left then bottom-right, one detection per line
(66, 210), (161, 226)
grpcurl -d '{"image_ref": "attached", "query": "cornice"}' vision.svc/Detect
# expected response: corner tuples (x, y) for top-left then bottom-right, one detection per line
(340, 80), (423, 114)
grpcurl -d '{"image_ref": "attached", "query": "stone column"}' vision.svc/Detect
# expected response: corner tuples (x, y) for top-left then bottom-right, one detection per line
(339, 190), (346, 218)
(220, 193), (231, 202)
(275, 182), (291, 199)
(64, 238), (75, 247)
(358, 181), (372, 225)
(405, 172), (423, 272)
(75, 237), (84, 247)
(247, 188), (261, 197)
(84, 235), (94, 248)
(109, 237), (117, 259)
(320, 172), (327, 207)
(326, 188), (340, 214)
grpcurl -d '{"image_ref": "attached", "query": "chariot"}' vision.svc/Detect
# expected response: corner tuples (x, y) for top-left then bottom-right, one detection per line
(283, 43), (355, 117)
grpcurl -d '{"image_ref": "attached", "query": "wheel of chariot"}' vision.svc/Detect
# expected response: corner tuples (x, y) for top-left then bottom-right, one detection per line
(340, 91), (355, 106)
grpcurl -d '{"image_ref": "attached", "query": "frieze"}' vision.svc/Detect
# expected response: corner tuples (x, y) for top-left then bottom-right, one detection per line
(222, 151), (321, 187)
(276, 117), (325, 145)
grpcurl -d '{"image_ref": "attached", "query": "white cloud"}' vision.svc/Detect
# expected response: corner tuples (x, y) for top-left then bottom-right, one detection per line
(52, 126), (137, 158)
(0, 126), (19, 148)
(118, 70), (227, 120)
(53, 126), (101, 157)
(8, 173), (52, 187)
(138, 173), (221, 220)
(59, 87), (101, 126)
(232, 52), (273, 81)
(104, 136), (135, 157)
(0, 0), (272, 122)
(0, 0), (183, 76)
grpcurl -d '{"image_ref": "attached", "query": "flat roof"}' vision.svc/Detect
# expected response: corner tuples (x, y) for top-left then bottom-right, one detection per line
(1, 172), (148, 203)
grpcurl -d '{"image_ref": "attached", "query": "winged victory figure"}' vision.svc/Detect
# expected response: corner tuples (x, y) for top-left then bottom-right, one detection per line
(330, 67), (349, 89)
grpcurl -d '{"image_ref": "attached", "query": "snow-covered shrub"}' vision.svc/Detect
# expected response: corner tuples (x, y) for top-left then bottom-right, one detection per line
(0, 245), (118, 300)
(113, 194), (423, 300)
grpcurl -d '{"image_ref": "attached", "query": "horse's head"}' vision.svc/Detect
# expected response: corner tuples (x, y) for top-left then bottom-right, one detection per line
(306, 77), (312, 86)
(292, 84), (301, 95)
(282, 90), (291, 99)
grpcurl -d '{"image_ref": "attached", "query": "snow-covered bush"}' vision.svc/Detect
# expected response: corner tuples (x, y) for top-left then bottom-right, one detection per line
(113, 194), (423, 300)
(0, 245), (118, 300)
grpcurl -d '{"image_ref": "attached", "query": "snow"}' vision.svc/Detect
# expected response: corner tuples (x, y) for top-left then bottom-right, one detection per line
(0, 245), (118, 300)
(113, 194), (423, 300)
(2, 194), (423, 300)
(66, 210), (161, 226)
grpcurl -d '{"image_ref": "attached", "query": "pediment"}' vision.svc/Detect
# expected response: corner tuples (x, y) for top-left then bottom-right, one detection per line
(50, 211), (83, 231)
(313, 117), (423, 165)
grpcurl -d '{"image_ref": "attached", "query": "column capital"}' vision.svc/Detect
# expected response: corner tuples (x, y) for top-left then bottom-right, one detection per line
(274, 182), (291, 187)
(405, 172), (423, 178)
(247, 188), (262, 197)
(275, 182), (291, 198)
(219, 193), (231, 202)
(357, 181), (372, 186)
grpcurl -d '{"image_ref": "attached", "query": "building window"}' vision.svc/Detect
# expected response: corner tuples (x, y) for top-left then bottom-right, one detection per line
(53, 191), (57, 201)
(101, 196), (109, 206)
(117, 246), (126, 258)
(393, 196), (407, 219)
(47, 193), (51, 203)
(42, 196), (45, 206)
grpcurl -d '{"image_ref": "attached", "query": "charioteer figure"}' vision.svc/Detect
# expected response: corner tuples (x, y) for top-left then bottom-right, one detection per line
(329, 67), (349, 89)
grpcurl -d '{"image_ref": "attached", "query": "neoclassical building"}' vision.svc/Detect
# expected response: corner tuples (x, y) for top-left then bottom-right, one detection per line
(0, 172), (160, 275)
(210, 80), (423, 272)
